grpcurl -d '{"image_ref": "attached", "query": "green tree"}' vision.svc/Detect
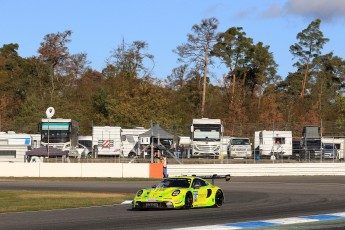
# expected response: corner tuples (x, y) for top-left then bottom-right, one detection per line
(212, 27), (252, 99)
(312, 52), (345, 122)
(289, 19), (329, 98)
(174, 17), (219, 117)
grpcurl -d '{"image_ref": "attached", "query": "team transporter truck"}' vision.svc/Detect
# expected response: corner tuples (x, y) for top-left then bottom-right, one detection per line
(190, 118), (223, 158)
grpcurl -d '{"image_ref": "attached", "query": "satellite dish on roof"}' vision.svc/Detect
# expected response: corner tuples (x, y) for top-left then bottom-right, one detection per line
(46, 107), (55, 119)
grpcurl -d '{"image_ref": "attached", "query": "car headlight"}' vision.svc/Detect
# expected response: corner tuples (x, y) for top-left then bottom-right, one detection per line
(172, 190), (180, 196)
(136, 190), (143, 196)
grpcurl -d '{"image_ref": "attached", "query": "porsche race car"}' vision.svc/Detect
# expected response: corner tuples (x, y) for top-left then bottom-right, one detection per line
(132, 174), (231, 210)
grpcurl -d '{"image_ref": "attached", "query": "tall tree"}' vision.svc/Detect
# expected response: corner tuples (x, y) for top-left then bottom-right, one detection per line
(289, 19), (329, 98)
(212, 27), (252, 100)
(312, 52), (345, 122)
(174, 17), (219, 117)
(38, 30), (72, 104)
(38, 30), (72, 79)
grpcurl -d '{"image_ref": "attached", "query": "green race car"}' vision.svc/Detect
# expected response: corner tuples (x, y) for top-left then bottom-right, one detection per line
(132, 174), (231, 210)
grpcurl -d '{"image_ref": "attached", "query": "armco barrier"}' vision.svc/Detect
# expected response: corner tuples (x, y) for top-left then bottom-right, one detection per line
(0, 162), (345, 178)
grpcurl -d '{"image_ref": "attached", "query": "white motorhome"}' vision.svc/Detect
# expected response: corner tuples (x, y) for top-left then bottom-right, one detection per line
(0, 131), (32, 162)
(228, 137), (252, 158)
(190, 118), (223, 157)
(92, 126), (122, 157)
(254, 130), (292, 159)
(30, 134), (41, 149)
(121, 127), (148, 158)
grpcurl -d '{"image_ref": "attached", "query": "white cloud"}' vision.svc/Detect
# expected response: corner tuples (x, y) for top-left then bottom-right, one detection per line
(285, 0), (345, 22)
(261, 3), (284, 18)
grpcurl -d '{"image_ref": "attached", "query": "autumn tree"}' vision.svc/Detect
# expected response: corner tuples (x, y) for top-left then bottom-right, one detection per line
(174, 17), (219, 118)
(106, 39), (154, 79)
(65, 52), (90, 79)
(290, 19), (329, 98)
(38, 30), (72, 79)
(166, 64), (188, 90)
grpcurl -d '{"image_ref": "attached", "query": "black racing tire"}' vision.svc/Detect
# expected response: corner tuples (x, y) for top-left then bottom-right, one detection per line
(214, 189), (224, 207)
(184, 192), (193, 209)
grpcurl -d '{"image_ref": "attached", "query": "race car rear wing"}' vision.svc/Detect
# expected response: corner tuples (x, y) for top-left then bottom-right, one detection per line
(192, 174), (231, 185)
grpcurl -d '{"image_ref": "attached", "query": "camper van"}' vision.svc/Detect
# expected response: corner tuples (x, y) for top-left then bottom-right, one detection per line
(92, 126), (122, 157)
(0, 132), (32, 162)
(121, 127), (148, 158)
(254, 130), (292, 159)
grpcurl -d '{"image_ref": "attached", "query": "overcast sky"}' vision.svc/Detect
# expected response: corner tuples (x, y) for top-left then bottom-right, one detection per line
(1, 0), (345, 80)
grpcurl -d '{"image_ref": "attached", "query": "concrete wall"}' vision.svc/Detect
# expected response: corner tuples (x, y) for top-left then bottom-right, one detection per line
(0, 162), (345, 178)
(168, 163), (345, 177)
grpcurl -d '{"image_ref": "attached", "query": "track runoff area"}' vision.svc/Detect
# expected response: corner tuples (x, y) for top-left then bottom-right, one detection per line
(170, 212), (345, 229)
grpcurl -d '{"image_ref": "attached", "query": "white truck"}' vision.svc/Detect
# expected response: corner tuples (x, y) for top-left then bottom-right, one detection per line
(121, 127), (148, 158)
(0, 131), (32, 162)
(190, 118), (223, 158)
(228, 137), (252, 158)
(92, 126), (122, 157)
(254, 130), (292, 159)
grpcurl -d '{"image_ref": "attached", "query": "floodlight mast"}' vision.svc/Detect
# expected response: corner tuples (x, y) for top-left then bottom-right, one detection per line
(45, 107), (55, 159)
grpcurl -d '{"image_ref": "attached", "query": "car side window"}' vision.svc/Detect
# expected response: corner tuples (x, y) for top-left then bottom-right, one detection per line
(192, 179), (207, 188)
(200, 180), (208, 187)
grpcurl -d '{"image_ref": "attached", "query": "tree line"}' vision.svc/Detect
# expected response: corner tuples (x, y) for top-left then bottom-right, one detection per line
(1, 18), (345, 138)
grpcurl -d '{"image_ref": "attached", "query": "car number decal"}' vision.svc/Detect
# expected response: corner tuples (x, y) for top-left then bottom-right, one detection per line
(193, 191), (198, 201)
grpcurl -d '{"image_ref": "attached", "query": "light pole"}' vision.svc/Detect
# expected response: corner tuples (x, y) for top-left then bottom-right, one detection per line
(47, 118), (50, 159)
(45, 107), (55, 161)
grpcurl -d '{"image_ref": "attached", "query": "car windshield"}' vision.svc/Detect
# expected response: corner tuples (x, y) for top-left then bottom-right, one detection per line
(156, 179), (190, 188)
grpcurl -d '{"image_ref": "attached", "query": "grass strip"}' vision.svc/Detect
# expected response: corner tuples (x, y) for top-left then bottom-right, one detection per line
(0, 190), (134, 213)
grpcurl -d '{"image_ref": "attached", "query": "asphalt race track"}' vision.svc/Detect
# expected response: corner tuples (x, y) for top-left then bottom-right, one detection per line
(0, 176), (345, 229)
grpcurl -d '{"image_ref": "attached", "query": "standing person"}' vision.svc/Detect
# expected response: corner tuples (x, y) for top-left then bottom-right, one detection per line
(161, 154), (168, 178)
(153, 150), (160, 163)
